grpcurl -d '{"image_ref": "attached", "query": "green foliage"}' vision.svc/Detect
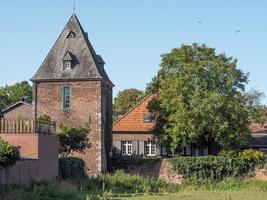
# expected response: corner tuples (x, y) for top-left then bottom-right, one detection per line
(2, 172), (267, 199)
(110, 156), (160, 170)
(59, 157), (86, 179)
(58, 124), (89, 157)
(113, 88), (145, 118)
(0, 81), (32, 109)
(244, 89), (266, 124)
(148, 43), (251, 150)
(181, 178), (267, 192)
(0, 181), (85, 200)
(0, 139), (20, 168)
(170, 150), (266, 180)
(38, 114), (51, 122)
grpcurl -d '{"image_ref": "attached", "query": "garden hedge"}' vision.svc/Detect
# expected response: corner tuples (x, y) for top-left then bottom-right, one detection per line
(170, 149), (266, 180)
(0, 139), (20, 168)
(59, 157), (85, 179)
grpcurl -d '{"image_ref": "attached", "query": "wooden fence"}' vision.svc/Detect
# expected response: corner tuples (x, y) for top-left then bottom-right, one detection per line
(0, 119), (56, 134)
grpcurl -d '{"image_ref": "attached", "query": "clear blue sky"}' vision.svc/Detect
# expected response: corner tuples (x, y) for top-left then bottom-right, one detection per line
(0, 1), (267, 103)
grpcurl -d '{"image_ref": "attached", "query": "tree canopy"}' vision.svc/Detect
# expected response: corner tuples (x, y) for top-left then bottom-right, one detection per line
(0, 81), (32, 109)
(148, 43), (252, 150)
(58, 124), (90, 157)
(113, 88), (145, 119)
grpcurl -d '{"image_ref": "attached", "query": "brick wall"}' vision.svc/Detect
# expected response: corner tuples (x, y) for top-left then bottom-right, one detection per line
(34, 80), (112, 174)
(0, 134), (39, 159)
(0, 133), (59, 184)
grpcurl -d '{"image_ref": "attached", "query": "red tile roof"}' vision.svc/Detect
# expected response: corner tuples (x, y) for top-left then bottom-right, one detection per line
(113, 93), (157, 132)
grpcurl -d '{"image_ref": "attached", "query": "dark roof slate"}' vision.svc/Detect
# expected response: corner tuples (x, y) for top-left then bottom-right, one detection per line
(31, 14), (113, 86)
(249, 133), (267, 148)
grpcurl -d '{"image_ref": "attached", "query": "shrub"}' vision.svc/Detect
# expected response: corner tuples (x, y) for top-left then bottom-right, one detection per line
(110, 156), (160, 170)
(0, 139), (20, 168)
(38, 114), (51, 122)
(58, 124), (90, 157)
(59, 157), (86, 179)
(170, 150), (266, 180)
(72, 170), (178, 194)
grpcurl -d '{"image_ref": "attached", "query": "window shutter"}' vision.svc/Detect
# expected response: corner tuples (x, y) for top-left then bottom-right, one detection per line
(156, 143), (161, 156)
(132, 141), (138, 155)
(139, 141), (144, 156)
(115, 141), (121, 155)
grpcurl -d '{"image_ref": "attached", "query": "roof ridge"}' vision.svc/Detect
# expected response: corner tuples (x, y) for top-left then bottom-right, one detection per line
(113, 93), (155, 126)
(3, 101), (33, 113)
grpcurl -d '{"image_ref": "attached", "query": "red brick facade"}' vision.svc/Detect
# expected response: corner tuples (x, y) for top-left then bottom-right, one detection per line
(33, 80), (112, 174)
(0, 133), (59, 183)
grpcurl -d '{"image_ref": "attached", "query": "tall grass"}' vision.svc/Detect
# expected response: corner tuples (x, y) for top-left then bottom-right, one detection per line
(1, 171), (267, 199)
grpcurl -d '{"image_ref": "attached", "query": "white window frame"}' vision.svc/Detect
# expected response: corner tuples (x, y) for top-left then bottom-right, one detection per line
(145, 141), (156, 156)
(122, 141), (132, 156)
(64, 60), (72, 70)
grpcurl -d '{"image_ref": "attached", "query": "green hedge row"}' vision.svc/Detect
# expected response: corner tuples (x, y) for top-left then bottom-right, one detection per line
(109, 156), (160, 170)
(170, 149), (266, 180)
(0, 139), (20, 168)
(59, 157), (85, 179)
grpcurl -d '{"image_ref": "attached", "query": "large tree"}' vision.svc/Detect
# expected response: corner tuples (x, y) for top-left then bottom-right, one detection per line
(148, 43), (252, 150)
(245, 89), (266, 124)
(113, 88), (145, 118)
(0, 81), (32, 109)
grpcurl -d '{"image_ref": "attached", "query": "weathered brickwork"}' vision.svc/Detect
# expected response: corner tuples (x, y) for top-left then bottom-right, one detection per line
(0, 133), (59, 184)
(34, 80), (112, 174)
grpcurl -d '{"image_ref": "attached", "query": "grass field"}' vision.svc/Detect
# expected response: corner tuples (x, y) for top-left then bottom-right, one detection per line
(119, 192), (267, 200)
(1, 171), (267, 200)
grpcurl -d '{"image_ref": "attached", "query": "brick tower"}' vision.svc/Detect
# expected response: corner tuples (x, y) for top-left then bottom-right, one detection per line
(31, 14), (113, 174)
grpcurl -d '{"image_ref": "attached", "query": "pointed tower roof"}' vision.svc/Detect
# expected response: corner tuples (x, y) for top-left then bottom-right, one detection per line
(31, 14), (113, 86)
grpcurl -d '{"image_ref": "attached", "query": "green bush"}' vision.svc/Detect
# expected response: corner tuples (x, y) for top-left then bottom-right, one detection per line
(72, 170), (178, 194)
(59, 157), (86, 179)
(0, 139), (20, 168)
(170, 149), (266, 180)
(38, 114), (51, 122)
(58, 124), (89, 157)
(110, 156), (160, 170)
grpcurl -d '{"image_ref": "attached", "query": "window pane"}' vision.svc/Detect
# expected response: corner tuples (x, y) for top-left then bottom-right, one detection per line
(63, 86), (71, 109)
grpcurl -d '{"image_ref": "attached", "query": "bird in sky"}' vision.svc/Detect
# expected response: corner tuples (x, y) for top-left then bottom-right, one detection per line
(235, 29), (240, 33)
(197, 21), (203, 24)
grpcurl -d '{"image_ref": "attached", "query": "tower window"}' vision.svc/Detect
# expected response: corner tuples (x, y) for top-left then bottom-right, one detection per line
(64, 60), (72, 70)
(62, 86), (71, 111)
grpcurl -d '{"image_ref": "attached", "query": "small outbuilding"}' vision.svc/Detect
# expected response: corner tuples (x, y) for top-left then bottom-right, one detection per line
(2, 100), (33, 119)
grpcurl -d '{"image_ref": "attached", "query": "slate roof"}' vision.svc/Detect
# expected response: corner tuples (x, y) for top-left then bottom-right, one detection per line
(113, 93), (157, 133)
(249, 133), (267, 148)
(31, 14), (113, 86)
(2, 101), (33, 114)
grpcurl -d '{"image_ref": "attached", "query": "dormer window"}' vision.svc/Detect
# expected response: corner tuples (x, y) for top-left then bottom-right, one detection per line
(64, 60), (72, 70)
(144, 114), (154, 123)
(62, 51), (74, 70)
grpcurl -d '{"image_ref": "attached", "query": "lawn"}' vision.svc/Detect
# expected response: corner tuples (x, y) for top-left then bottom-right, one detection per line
(122, 192), (267, 200)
